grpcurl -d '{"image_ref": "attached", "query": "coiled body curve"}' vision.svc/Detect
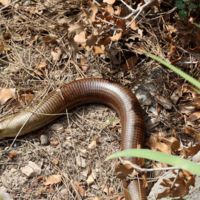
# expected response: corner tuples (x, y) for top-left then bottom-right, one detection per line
(0, 78), (146, 200)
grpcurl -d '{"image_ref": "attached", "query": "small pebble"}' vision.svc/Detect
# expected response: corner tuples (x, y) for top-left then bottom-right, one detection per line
(0, 190), (12, 200)
(51, 123), (64, 133)
(40, 134), (49, 145)
(135, 88), (152, 106)
(21, 161), (41, 177)
(76, 156), (86, 168)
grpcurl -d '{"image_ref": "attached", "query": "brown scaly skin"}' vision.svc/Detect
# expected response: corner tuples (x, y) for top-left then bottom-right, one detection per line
(0, 78), (146, 200)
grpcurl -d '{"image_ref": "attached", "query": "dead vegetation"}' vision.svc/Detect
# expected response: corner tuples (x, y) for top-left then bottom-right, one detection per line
(0, 0), (200, 199)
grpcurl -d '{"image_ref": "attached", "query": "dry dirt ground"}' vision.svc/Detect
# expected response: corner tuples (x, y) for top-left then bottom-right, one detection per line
(0, 0), (200, 200)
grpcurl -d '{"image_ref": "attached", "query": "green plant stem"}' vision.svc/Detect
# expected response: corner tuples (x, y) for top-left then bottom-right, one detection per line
(145, 52), (200, 91)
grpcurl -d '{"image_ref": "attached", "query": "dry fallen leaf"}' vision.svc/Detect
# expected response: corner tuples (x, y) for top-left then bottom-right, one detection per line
(44, 175), (62, 186)
(181, 144), (200, 157)
(168, 43), (177, 58)
(114, 6), (121, 16)
(161, 137), (180, 152)
(51, 158), (59, 165)
(74, 31), (86, 44)
(188, 111), (200, 121)
(122, 56), (138, 71)
(51, 47), (62, 62)
(43, 35), (57, 45)
(80, 57), (89, 72)
(105, 5), (114, 15)
(110, 30), (122, 41)
(86, 170), (96, 185)
(149, 170), (194, 199)
(170, 88), (182, 104)
(34, 69), (44, 77)
(90, 4), (98, 22)
(166, 24), (177, 34)
(130, 20), (138, 31)
(0, 88), (15, 105)
(86, 35), (98, 46)
(0, 40), (5, 52)
(36, 60), (47, 70)
(73, 181), (86, 197)
(148, 134), (176, 154)
(68, 23), (83, 33)
(0, 0), (10, 6)
(192, 97), (200, 109)
(156, 95), (173, 110)
(158, 171), (194, 199)
(20, 92), (35, 104)
(184, 126), (200, 142)
(103, 0), (116, 5)
(93, 45), (105, 55)
(88, 140), (97, 149)
(57, 17), (68, 26)
(115, 160), (134, 179)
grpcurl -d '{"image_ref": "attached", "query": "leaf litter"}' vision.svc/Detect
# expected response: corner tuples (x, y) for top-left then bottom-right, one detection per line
(0, 0), (200, 199)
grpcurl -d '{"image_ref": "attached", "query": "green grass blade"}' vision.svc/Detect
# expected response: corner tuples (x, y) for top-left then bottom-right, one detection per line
(145, 52), (200, 91)
(106, 149), (200, 176)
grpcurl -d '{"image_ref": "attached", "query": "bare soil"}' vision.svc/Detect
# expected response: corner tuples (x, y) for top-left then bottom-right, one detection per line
(0, 1), (200, 200)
